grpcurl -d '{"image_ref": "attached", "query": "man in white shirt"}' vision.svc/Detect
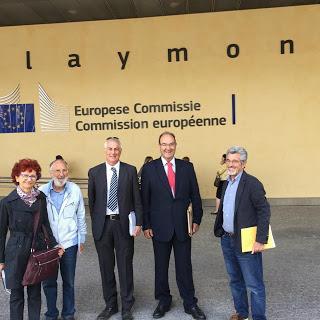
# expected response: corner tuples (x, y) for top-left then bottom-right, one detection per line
(88, 137), (142, 320)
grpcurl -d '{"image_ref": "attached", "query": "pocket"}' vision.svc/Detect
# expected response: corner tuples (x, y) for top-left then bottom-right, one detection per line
(13, 210), (33, 231)
(5, 237), (18, 263)
(6, 236), (17, 248)
(63, 202), (75, 218)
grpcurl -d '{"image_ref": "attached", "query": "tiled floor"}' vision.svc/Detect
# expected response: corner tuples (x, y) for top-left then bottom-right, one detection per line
(0, 205), (319, 319)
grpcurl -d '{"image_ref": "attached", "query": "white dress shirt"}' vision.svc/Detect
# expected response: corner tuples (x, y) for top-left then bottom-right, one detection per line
(106, 161), (120, 215)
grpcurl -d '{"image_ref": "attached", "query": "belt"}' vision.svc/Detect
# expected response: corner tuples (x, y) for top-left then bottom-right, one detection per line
(11, 231), (33, 236)
(224, 231), (235, 237)
(106, 214), (120, 221)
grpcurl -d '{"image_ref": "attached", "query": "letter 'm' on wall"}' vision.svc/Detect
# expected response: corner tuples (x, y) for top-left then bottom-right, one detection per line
(168, 48), (188, 62)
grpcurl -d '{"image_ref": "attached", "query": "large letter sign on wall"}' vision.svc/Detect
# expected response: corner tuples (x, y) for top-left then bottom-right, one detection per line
(0, 5), (319, 199)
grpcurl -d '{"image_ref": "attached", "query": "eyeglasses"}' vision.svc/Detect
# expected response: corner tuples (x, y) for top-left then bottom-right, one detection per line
(160, 143), (176, 148)
(20, 174), (37, 181)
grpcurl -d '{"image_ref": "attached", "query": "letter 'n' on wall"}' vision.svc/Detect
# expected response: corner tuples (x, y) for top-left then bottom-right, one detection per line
(280, 39), (294, 54)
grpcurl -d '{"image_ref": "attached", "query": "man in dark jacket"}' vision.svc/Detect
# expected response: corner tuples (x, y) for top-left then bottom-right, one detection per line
(214, 146), (271, 320)
(141, 132), (206, 320)
(88, 137), (143, 320)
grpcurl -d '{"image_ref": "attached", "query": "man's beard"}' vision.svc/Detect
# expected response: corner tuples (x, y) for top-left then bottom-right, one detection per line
(53, 177), (68, 188)
(227, 168), (237, 176)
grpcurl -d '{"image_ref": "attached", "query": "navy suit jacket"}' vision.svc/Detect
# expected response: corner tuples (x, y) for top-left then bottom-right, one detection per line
(141, 158), (203, 242)
(214, 171), (271, 251)
(88, 161), (143, 241)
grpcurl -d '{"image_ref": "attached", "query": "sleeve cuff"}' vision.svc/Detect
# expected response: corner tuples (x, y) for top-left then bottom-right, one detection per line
(79, 235), (86, 244)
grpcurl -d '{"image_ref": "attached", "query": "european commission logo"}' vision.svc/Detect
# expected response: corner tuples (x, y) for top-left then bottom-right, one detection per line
(39, 83), (70, 132)
(0, 85), (35, 134)
(0, 84), (71, 134)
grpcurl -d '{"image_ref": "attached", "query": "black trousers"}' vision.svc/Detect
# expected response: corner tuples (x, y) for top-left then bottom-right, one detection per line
(94, 217), (134, 311)
(10, 284), (41, 320)
(152, 234), (197, 309)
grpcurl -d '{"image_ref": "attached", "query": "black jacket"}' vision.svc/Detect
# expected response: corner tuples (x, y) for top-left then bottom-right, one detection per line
(214, 171), (271, 252)
(0, 190), (57, 288)
(88, 162), (143, 241)
(141, 158), (203, 242)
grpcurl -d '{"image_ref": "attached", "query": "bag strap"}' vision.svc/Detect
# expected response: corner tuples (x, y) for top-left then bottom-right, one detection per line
(41, 224), (50, 249)
(30, 198), (51, 250)
(30, 206), (41, 252)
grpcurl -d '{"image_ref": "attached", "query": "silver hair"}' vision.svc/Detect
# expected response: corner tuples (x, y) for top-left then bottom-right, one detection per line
(104, 137), (122, 150)
(226, 146), (248, 162)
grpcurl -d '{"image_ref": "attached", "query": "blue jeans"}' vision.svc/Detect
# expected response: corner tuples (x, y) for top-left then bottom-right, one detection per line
(221, 235), (266, 320)
(43, 245), (78, 320)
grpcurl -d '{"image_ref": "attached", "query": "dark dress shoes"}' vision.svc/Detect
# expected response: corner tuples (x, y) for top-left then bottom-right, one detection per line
(185, 305), (206, 320)
(96, 306), (118, 320)
(122, 310), (134, 320)
(152, 303), (171, 319)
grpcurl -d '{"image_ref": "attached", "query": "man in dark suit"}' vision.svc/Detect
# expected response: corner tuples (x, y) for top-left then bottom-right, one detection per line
(141, 131), (206, 320)
(88, 137), (143, 320)
(214, 146), (271, 320)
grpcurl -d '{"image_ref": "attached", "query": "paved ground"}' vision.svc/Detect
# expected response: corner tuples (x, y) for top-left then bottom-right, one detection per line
(0, 205), (319, 319)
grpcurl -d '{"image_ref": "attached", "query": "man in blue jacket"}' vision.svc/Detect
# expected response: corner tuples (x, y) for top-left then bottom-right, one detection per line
(141, 132), (206, 320)
(40, 156), (87, 320)
(214, 146), (271, 320)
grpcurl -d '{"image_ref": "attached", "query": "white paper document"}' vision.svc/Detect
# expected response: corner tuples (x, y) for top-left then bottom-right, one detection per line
(129, 211), (136, 236)
(1, 270), (11, 294)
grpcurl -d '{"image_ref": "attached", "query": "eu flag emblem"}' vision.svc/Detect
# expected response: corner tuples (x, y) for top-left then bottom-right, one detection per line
(0, 104), (35, 133)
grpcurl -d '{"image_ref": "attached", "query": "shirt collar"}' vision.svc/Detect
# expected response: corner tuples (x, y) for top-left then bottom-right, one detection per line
(161, 157), (175, 167)
(106, 161), (120, 171)
(227, 170), (243, 183)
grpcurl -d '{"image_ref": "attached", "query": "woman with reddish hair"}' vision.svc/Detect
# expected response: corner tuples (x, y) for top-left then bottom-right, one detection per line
(0, 159), (63, 320)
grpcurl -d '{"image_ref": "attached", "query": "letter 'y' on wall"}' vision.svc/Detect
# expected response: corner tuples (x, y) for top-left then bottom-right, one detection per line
(118, 51), (130, 70)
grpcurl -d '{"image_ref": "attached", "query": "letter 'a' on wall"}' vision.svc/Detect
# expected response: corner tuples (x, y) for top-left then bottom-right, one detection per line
(0, 5), (319, 199)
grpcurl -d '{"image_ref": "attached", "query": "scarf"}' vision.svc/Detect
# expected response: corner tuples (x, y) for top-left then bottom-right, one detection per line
(17, 186), (40, 207)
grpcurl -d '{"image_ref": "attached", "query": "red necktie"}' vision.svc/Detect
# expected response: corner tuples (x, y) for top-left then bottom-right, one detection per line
(167, 162), (175, 194)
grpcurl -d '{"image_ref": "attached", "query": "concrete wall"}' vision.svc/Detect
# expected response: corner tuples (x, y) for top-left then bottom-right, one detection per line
(0, 5), (319, 199)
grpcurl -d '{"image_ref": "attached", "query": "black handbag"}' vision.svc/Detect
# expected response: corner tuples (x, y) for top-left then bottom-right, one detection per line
(214, 174), (221, 187)
(22, 207), (60, 286)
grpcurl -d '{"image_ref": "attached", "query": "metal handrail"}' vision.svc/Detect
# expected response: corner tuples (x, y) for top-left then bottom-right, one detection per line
(0, 176), (88, 190)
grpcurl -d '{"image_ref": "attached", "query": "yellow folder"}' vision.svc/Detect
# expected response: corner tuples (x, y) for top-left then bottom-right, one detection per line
(186, 204), (193, 237)
(241, 225), (276, 253)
